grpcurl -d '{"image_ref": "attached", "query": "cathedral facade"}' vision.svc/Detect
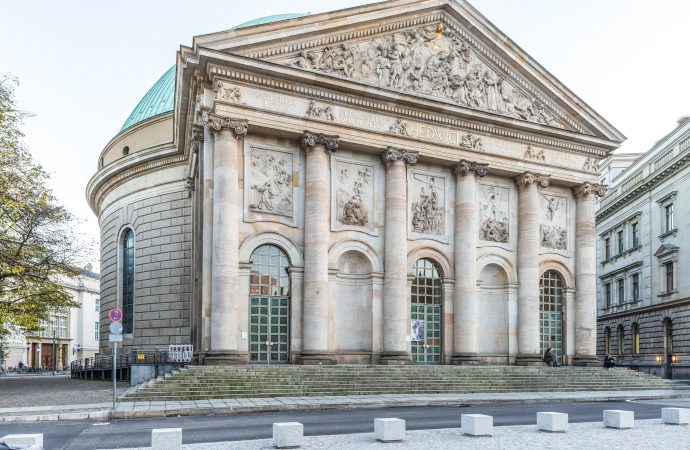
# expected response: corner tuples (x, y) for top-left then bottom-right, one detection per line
(87, 0), (623, 366)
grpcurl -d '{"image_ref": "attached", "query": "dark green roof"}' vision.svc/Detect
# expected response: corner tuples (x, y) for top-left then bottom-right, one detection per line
(118, 13), (308, 134)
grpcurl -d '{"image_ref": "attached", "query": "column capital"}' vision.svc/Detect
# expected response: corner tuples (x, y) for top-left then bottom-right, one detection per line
(300, 131), (339, 152)
(189, 126), (204, 154)
(452, 159), (488, 177)
(514, 171), (550, 189)
(207, 113), (248, 137)
(572, 182), (607, 198)
(381, 147), (418, 166)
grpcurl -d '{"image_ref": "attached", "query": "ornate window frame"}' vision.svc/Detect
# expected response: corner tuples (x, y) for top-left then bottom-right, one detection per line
(656, 191), (678, 238)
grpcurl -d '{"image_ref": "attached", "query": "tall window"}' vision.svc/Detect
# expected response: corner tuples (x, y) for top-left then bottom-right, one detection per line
(605, 327), (611, 355)
(95, 298), (100, 312)
(539, 271), (564, 365)
(58, 316), (68, 338)
(94, 321), (100, 341)
(122, 229), (135, 334)
(665, 262), (674, 293)
(604, 238), (611, 259)
(604, 283), (612, 308)
(617, 325), (624, 355)
(632, 323), (640, 355)
(411, 259), (443, 365)
(631, 273), (640, 301)
(631, 222), (639, 247)
(617, 279), (625, 305)
(665, 203), (674, 232)
(617, 230), (624, 254)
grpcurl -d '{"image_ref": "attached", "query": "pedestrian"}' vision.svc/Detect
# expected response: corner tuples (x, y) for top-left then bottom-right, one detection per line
(543, 347), (558, 367)
(604, 354), (616, 370)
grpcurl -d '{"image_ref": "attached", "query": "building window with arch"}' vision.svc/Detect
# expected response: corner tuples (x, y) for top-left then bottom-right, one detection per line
(632, 323), (640, 355)
(410, 258), (442, 365)
(539, 270), (564, 365)
(122, 228), (135, 334)
(617, 325), (624, 356)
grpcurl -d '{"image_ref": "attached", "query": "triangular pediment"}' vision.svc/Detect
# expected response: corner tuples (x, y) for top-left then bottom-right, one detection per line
(191, 0), (624, 143)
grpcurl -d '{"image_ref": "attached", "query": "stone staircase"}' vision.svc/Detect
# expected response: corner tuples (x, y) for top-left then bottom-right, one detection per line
(121, 365), (688, 402)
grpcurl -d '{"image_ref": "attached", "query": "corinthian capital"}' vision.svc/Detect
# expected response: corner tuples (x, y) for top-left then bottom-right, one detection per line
(189, 126), (204, 154)
(381, 147), (419, 166)
(572, 182), (607, 198)
(300, 131), (339, 152)
(515, 171), (550, 189)
(453, 159), (488, 177)
(207, 113), (248, 137)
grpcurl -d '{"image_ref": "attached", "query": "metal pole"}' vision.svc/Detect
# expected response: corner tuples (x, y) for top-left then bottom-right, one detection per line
(112, 342), (117, 410)
(52, 330), (56, 375)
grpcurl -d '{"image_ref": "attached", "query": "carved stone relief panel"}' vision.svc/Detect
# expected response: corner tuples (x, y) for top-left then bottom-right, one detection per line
(478, 183), (509, 243)
(540, 193), (567, 250)
(283, 22), (569, 130)
(331, 157), (377, 235)
(243, 142), (299, 227)
(408, 169), (448, 242)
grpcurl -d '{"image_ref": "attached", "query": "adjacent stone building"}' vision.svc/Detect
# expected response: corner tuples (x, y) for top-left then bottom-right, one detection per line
(86, 0), (624, 366)
(596, 117), (690, 379)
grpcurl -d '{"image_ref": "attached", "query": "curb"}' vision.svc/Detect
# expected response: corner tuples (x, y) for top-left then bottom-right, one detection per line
(0, 410), (109, 423)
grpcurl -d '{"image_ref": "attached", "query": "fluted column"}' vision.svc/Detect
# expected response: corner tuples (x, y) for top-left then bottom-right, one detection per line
(515, 172), (550, 365)
(451, 160), (488, 365)
(206, 114), (248, 365)
(299, 131), (339, 365)
(380, 147), (418, 365)
(572, 182), (607, 366)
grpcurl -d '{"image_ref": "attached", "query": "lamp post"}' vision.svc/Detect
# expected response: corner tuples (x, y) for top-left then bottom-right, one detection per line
(52, 330), (56, 375)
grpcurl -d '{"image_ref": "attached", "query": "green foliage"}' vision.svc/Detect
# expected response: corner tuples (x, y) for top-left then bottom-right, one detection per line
(0, 75), (89, 336)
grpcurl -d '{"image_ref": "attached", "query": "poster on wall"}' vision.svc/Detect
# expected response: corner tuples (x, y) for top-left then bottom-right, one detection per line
(411, 320), (425, 342)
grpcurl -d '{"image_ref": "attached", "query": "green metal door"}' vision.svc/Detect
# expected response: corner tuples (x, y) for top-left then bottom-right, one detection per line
(249, 245), (290, 364)
(540, 270), (564, 365)
(411, 258), (442, 364)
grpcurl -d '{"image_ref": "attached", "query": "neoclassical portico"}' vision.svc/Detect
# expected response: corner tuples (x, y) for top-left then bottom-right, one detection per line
(88, 1), (623, 366)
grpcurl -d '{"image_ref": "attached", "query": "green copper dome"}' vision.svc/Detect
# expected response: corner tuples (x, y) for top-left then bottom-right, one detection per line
(118, 13), (308, 134)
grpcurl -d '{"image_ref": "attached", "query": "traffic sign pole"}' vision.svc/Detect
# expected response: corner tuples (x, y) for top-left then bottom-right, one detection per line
(112, 342), (117, 410)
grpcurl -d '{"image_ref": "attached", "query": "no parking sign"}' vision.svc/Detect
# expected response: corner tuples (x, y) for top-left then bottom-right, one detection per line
(109, 308), (122, 322)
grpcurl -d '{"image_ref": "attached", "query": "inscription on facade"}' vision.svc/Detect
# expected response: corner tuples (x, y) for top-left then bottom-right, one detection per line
(254, 91), (295, 113)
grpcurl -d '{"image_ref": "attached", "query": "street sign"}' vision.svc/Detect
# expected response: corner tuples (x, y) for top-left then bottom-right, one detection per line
(109, 321), (123, 335)
(109, 334), (123, 343)
(109, 308), (122, 322)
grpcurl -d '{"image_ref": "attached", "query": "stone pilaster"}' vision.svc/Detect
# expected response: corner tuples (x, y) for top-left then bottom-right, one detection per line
(199, 124), (213, 355)
(299, 131), (339, 365)
(206, 114), (248, 365)
(572, 182), (607, 366)
(450, 160), (488, 365)
(380, 147), (418, 365)
(514, 172), (550, 366)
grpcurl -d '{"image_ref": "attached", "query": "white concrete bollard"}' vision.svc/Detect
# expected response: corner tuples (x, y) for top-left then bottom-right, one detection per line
(537, 412), (568, 432)
(374, 418), (406, 442)
(661, 407), (690, 425)
(603, 410), (634, 429)
(461, 414), (493, 436)
(273, 422), (303, 448)
(151, 428), (183, 450)
(0, 434), (44, 449)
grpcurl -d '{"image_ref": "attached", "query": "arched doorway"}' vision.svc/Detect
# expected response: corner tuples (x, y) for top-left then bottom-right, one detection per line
(539, 270), (564, 365)
(478, 263), (510, 363)
(411, 258), (442, 364)
(249, 245), (291, 364)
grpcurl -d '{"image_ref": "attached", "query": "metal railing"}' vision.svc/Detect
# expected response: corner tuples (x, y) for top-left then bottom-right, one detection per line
(70, 354), (129, 372)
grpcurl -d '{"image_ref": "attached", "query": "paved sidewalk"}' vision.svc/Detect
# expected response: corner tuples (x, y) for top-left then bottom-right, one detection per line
(0, 390), (687, 422)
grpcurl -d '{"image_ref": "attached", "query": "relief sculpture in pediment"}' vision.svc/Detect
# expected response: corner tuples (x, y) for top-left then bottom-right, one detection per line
(286, 23), (566, 129)
(479, 184), (509, 243)
(540, 194), (567, 250)
(248, 147), (293, 217)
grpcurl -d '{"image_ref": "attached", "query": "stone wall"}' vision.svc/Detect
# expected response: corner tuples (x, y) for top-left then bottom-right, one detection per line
(99, 188), (192, 353)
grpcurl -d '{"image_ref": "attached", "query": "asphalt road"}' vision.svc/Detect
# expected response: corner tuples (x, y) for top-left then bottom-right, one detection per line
(1, 399), (688, 450)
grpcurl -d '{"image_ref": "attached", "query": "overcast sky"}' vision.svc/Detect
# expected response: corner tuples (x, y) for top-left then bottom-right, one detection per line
(2, 0), (689, 270)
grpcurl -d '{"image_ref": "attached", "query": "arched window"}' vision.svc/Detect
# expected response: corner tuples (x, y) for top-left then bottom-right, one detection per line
(122, 229), (135, 334)
(604, 327), (611, 355)
(617, 325), (625, 356)
(411, 258), (442, 365)
(249, 245), (290, 364)
(540, 270), (564, 365)
(632, 323), (640, 355)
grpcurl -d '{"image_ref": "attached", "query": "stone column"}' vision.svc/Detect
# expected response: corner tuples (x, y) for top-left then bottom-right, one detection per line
(200, 124), (213, 355)
(451, 160), (488, 365)
(206, 114), (248, 365)
(572, 182), (607, 366)
(514, 172), (550, 365)
(299, 131), (339, 365)
(380, 147), (418, 365)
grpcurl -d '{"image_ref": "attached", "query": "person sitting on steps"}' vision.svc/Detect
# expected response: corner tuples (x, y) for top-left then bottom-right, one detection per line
(604, 354), (616, 370)
(543, 347), (558, 367)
